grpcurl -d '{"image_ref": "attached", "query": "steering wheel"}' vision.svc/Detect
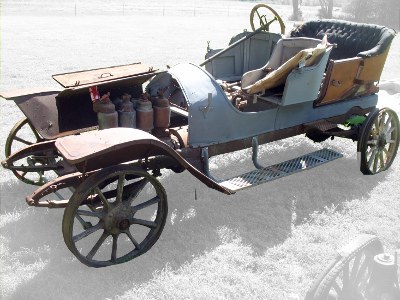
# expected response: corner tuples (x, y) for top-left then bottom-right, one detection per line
(250, 4), (286, 35)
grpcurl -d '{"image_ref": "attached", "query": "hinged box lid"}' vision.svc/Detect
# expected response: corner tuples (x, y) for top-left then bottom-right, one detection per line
(52, 62), (157, 88)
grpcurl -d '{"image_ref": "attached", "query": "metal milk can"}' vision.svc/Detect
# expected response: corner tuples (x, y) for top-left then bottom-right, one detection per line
(93, 92), (118, 130)
(136, 94), (154, 132)
(152, 92), (170, 129)
(118, 93), (136, 128)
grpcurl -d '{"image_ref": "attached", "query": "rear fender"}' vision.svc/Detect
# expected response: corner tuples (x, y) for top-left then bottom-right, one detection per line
(55, 128), (232, 195)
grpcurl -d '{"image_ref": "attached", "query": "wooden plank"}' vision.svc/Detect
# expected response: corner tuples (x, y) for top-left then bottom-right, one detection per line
(52, 63), (156, 88)
(318, 57), (362, 105)
(358, 48), (390, 82)
(0, 87), (61, 100)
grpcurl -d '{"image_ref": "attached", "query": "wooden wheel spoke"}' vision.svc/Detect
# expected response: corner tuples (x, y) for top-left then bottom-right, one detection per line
(386, 139), (396, 144)
(77, 209), (104, 219)
(125, 230), (141, 250)
(72, 222), (103, 243)
(129, 217), (157, 228)
(332, 280), (342, 296)
(385, 125), (395, 135)
(374, 118), (380, 134)
(378, 114), (386, 133)
(350, 253), (362, 284)
(111, 234), (118, 262)
(133, 196), (160, 211)
(94, 187), (112, 211)
(367, 149), (377, 169)
(370, 126), (379, 138)
(354, 257), (371, 285)
(116, 174), (125, 204)
(379, 150), (385, 169)
(372, 151), (379, 173)
(383, 147), (390, 157)
(86, 232), (109, 260)
(342, 263), (350, 290)
(123, 178), (148, 205)
(13, 136), (34, 145)
(384, 115), (392, 132)
(366, 146), (376, 158)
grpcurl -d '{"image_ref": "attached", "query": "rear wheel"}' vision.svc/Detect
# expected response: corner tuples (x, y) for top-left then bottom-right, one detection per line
(5, 117), (58, 185)
(62, 165), (167, 268)
(305, 235), (384, 300)
(358, 108), (400, 175)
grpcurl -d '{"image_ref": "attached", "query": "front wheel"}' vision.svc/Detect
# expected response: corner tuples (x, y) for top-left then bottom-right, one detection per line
(358, 108), (400, 175)
(62, 165), (168, 268)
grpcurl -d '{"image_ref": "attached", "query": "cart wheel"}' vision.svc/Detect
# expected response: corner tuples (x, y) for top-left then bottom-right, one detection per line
(305, 234), (384, 300)
(62, 165), (168, 268)
(5, 117), (57, 185)
(250, 4), (286, 34)
(358, 108), (400, 175)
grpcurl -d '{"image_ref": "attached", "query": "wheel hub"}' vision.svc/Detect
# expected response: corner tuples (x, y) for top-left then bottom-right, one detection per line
(377, 134), (387, 149)
(104, 204), (135, 234)
(118, 219), (130, 230)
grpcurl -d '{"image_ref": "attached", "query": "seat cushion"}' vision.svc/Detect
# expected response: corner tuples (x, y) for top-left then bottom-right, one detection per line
(243, 40), (328, 94)
(289, 19), (395, 60)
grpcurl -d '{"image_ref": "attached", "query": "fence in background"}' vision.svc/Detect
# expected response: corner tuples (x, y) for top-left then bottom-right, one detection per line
(1, 1), (258, 17)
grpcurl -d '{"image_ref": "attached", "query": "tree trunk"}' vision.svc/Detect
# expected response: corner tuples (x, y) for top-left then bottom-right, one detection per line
(327, 0), (333, 18)
(292, 0), (300, 20)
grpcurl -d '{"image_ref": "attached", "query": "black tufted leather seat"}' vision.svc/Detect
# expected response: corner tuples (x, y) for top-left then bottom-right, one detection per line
(289, 19), (395, 60)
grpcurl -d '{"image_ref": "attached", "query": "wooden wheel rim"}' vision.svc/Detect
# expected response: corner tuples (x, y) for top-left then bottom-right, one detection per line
(359, 108), (400, 175)
(5, 117), (51, 185)
(62, 165), (168, 268)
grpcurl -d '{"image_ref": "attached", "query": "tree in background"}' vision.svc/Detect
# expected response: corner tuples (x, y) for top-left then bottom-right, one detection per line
(318, 0), (333, 18)
(344, 0), (399, 29)
(291, 0), (302, 20)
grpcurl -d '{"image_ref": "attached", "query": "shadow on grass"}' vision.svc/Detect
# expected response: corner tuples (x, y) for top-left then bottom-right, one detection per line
(1, 139), (389, 299)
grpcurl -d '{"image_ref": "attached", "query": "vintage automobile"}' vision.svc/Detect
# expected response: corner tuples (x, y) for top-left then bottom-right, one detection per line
(1, 5), (399, 270)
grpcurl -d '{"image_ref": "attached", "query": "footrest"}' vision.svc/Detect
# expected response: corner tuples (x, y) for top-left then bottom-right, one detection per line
(304, 119), (338, 132)
(219, 148), (342, 192)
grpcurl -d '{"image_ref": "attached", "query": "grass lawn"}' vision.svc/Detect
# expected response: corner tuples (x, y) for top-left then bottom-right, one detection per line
(1, 1), (399, 299)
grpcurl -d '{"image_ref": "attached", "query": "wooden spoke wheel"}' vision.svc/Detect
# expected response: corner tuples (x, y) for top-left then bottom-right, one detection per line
(305, 235), (384, 300)
(358, 108), (400, 175)
(250, 4), (285, 34)
(62, 165), (168, 268)
(5, 117), (58, 185)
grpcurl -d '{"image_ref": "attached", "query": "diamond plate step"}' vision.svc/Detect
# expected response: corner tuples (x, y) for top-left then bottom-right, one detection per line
(219, 148), (342, 192)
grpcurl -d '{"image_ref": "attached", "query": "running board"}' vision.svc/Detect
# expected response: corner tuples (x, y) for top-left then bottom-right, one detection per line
(219, 148), (342, 192)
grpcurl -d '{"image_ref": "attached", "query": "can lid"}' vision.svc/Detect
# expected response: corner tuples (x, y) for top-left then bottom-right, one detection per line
(154, 96), (170, 107)
(137, 99), (153, 111)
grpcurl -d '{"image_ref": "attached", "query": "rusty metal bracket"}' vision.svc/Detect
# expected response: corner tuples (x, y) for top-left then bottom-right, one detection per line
(26, 171), (96, 208)
(252, 136), (265, 169)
